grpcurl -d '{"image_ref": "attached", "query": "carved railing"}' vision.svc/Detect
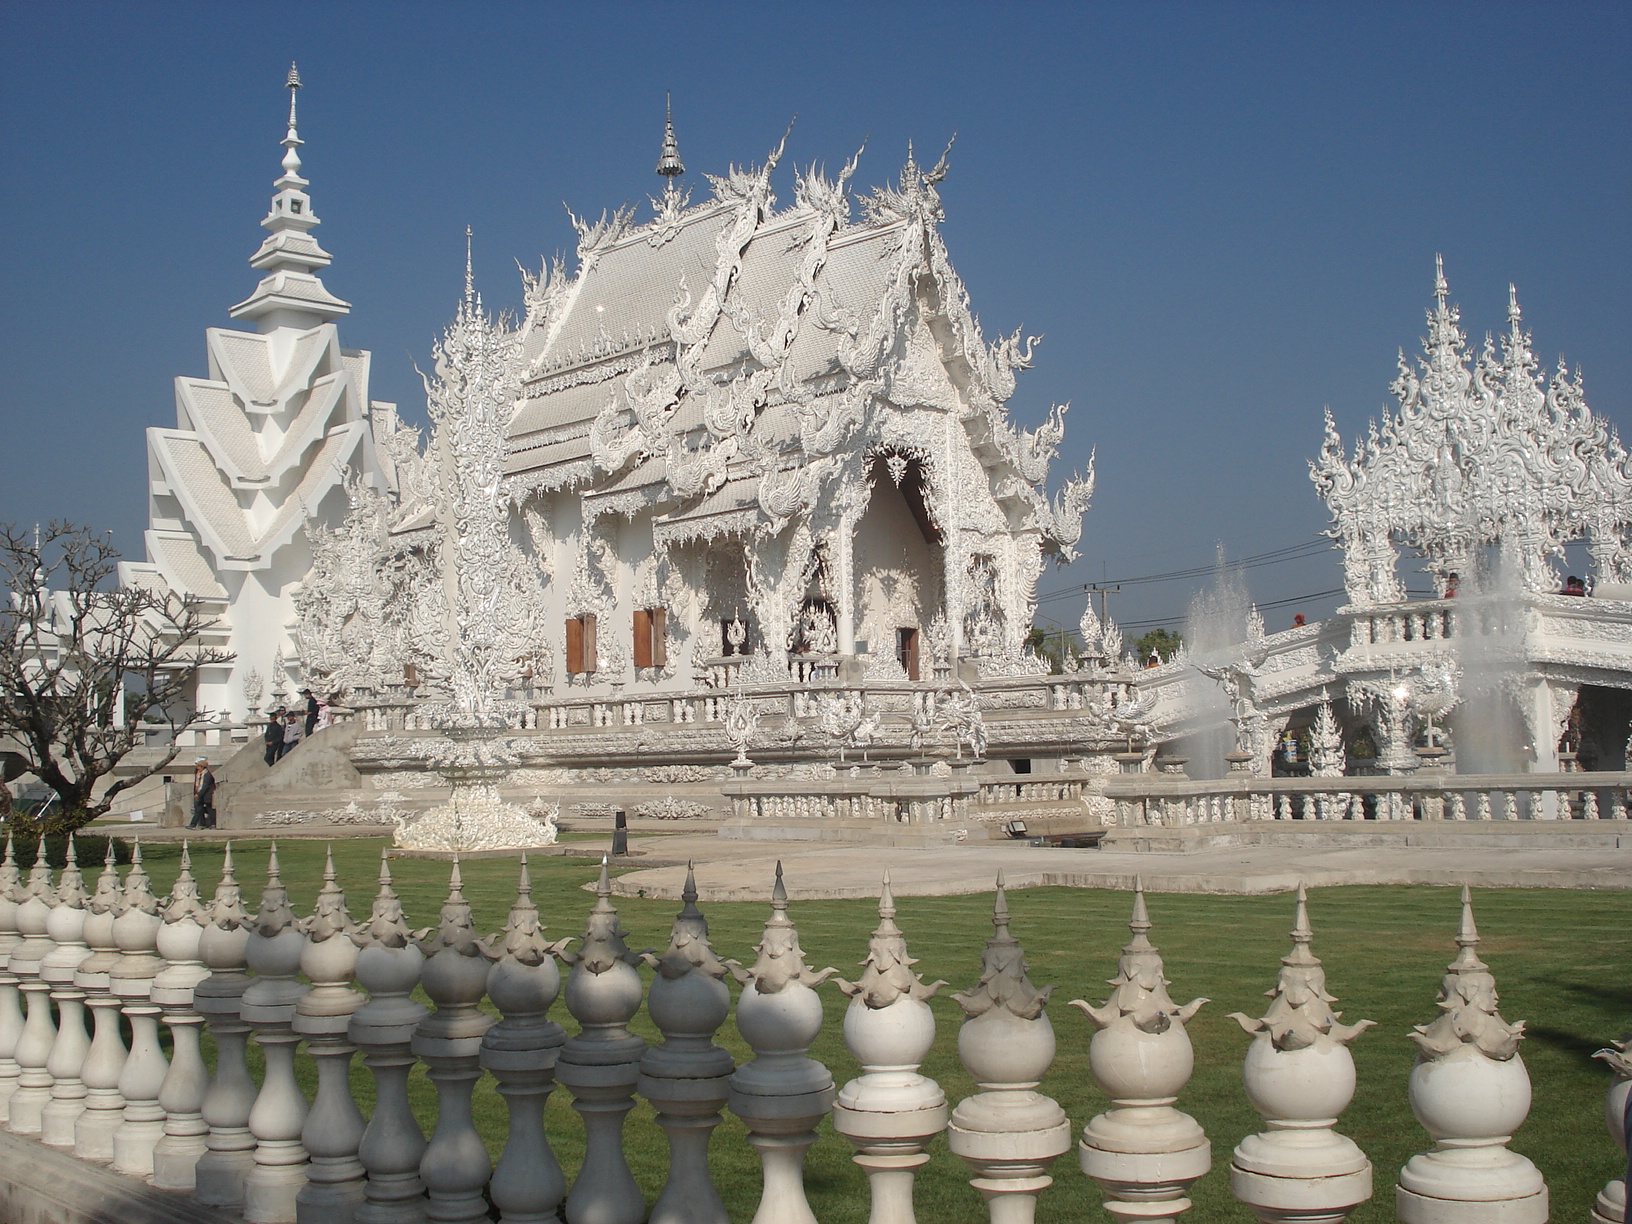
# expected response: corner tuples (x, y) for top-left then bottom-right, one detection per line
(0, 843), (1618, 1224)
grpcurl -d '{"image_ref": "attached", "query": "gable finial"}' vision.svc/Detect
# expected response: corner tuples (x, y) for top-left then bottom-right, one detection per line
(464, 224), (476, 313)
(1433, 253), (1448, 307)
(657, 91), (685, 182)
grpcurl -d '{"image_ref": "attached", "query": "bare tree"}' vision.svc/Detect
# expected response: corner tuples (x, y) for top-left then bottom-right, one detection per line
(0, 522), (234, 832)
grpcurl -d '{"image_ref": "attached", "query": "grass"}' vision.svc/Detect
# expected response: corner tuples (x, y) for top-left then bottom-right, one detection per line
(127, 838), (1626, 1223)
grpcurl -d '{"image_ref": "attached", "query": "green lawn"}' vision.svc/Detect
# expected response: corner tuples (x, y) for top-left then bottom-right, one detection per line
(127, 838), (1627, 1222)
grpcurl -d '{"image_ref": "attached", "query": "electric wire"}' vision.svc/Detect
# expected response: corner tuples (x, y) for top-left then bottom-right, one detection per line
(1035, 536), (1336, 605)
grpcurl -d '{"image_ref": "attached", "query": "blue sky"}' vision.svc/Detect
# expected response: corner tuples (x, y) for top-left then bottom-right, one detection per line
(2, 2), (1627, 636)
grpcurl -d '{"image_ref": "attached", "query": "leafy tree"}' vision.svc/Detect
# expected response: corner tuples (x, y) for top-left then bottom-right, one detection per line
(1133, 627), (1184, 664)
(0, 522), (233, 833)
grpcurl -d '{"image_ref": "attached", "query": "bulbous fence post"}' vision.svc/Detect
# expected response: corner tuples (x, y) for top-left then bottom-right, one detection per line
(1396, 886), (1547, 1223)
(40, 837), (93, 1147)
(111, 840), (169, 1177)
(295, 848), (367, 1224)
(152, 844), (213, 1188)
(728, 862), (837, 1224)
(833, 871), (948, 1224)
(349, 854), (428, 1224)
(557, 858), (648, 1224)
(194, 844), (257, 1205)
(637, 862), (736, 1224)
(242, 843), (313, 1224)
(73, 845), (127, 1160)
(1594, 1036), (1630, 1224)
(0, 836), (27, 1125)
(1227, 885), (1374, 1224)
(482, 855), (572, 1224)
(411, 860), (497, 1224)
(948, 872), (1070, 1224)
(9, 837), (60, 1135)
(1071, 879), (1210, 1223)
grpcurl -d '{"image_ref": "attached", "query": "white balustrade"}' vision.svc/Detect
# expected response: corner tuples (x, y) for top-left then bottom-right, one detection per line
(411, 861), (496, 1224)
(152, 845), (212, 1188)
(1594, 1036), (1630, 1224)
(194, 844), (256, 1205)
(10, 838), (60, 1135)
(833, 871), (947, 1224)
(637, 862), (736, 1224)
(948, 873), (1071, 1224)
(39, 838), (92, 1147)
(74, 844), (128, 1160)
(1073, 880), (1210, 1222)
(557, 858), (647, 1224)
(111, 841), (168, 1176)
(1229, 885), (1374, 1223)
(1396, 886), (1547, 1222)
(349, 854), (428, 1224)
(0, 836), (24, 1125)
(728, 862), (836, 1224)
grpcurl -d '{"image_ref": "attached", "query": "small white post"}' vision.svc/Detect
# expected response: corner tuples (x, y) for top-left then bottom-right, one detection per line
(1593, 1036), (1630, 1224)
(111, 841), (169, 1176)
(73, 844), (128, 1160)
(151, 844), (213, 1188)
(0, 836), (26, 1125)
(9, 838), (60, 1135)
(194, 843), (257, 1207)
(39, 837), (93, 1147)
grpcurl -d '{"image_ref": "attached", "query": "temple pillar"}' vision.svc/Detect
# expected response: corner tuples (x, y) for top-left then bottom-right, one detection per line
(835, 514), (857, 656)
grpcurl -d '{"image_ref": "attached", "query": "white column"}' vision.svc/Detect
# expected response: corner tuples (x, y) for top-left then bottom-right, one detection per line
(833, 871), (946, 1224)
(242, 843), (313, 1224)
(194, 844), (256, 1206)
(110, 841), (168, 1176)
(1228, 885), (1374, 1223)
(0, 836), (28, 1124)
(483, 856), (571, 1224)
(557, 858), (647, 1224)
(152, 844), (213, 1188)
(73, 844), (127, 1160)
(1396, 887), (1547, 1223)
(295, 848), (366, 1224)
(349, 853), (428, 1224)
(8, 838), (60, 1135)
(1072, 880), (1210, 1222)
(1594, 1036), (1630, 1224)
(39, 837), (93, 1147)
(637, 862), (736, 1224)
(411, 860), (496, 1224)
(728, 862), (836, 1224)
(947, 873), (1071, 1224)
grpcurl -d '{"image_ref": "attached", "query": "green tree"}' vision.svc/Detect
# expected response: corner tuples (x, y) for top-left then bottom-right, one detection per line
(1133, 627), (1184, 664)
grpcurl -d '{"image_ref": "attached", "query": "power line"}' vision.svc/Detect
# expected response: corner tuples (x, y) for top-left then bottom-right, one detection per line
(1036, 536), (1336, 604)
(1115, 587), (1348, 630)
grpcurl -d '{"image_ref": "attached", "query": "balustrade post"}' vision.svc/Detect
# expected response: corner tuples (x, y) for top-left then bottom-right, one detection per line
(638, 862), (736, 1224)
(40, 837), (92, 1146)
(195, 844), (257, 1206)
(728, 862), (836, 1224)
(948, 873), (1070, 1224)
(111, 840), (168, 1176)
(9, 838), (60, 1135)
(294, 848), (367, 1224)
(242, 843), (313, 1224)
(0, 837), (25, 1125)
(349, 854), (428, 1224)
(152, 844), (212, 1187)
(1395, 886), (1547, 1223)
(411, 860), (497, 1224)
(833, 871), (948, 1224)
(1594, 1036), (1630, 1224)
(1228, 885), (1374, 1223)
(1072, 880), (1210, 1222)
(558, 858), (648, 1224)
(483, 856), (573, 1224)
(74, 845), (127, 1160)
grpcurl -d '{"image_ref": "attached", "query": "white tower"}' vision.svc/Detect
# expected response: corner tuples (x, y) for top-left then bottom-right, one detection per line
(121, 65), (396, 720)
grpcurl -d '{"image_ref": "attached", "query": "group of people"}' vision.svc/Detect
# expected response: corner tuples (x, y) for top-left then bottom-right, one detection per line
(261, 688), (331, 766)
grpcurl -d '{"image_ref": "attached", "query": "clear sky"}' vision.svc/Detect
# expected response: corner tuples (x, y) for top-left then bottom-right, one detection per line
(2, 2), (1627, 637)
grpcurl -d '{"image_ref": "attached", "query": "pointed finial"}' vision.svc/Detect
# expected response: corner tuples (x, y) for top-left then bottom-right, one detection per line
(34, 835), (47, 867)
(286, 62), (302, 127)
(266, 840), (281, 884)
(221, 841), (236, 883)
(1453, 883), (1482, 966)
(449, 856), (464, 899)
(376, 848), (392, 890)
(180, 841), (192, 874)
(1290, 882), (1312, 949)
(464, 225), (475, 312)
(1433, 253), (1448, 305)
(323, 843), (338, 884)
(132, 837), (143, 867)
(104, 840), (117, 868)
(879, 869), (896, 922)
(65, 835), (78, 868)
(657, 91), (685, 180)
(992, 870), (1010, 933)
(516, 852), (531, 897)
(1129, 876), (1151, 938)
(1507, 282), (1523, 329)
(682, 860), (698, 907)
(773, 860), (787, 909)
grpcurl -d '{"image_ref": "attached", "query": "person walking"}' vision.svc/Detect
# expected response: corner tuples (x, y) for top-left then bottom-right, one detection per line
(280, 710), (303, 759)
(188, 758), (217, 829)
(262, 708), (284, 766)
(301, 688), (320, 737)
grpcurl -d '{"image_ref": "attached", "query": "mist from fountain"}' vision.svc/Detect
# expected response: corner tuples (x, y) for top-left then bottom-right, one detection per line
(1450, 554), (1531, 775)
(1178, 549), (1252, 780)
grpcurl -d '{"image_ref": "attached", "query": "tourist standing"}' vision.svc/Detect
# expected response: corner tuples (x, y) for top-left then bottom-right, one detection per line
(262, 708), (284, 766)
(188, 758), (217, 829)
(301, 688), (320, 737)
(280, 710), (303, 759)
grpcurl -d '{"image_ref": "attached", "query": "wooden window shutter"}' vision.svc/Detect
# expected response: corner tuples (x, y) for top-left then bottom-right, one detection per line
(633, 608), (653, 669)
(566, 616), (584, 674)
(583, 614), (597, 674)
(651, 608), (667, 667)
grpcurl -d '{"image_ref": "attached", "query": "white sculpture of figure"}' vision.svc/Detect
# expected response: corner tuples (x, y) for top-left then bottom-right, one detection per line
(1396, 886), (1547, 1223)
(1228, 885), (1375, 1223)
(39, 838), (92, 1147)
(1308, 698), (1346, 779)
(294, 848), (367, 1224)
(725, 688), (758, 768)
(1593, 1036), (1630, 1224)
(73, 845), (127, 1160)
(411, 860), (497, 1224)
(347, 853), (428, 1224)
(194, 845), (256, 1207)
(557, 859), (648, 1224)
(110, 841), (168, 1176)
(151, 844), (213, 1188)
(947, 873), (1071, 1224)
(241, 844), (313, 1224)
(833, 871), (948, 1224)
(638, 862), (737, 1224)
(0, 836), (25, 1124)
(728, 863), (837, 1224)
(481, 856), (573, 1224)
(1072, 880), (1210, 1222)
(526, 797), (561, 845)
(8, 838), (59, 1135)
